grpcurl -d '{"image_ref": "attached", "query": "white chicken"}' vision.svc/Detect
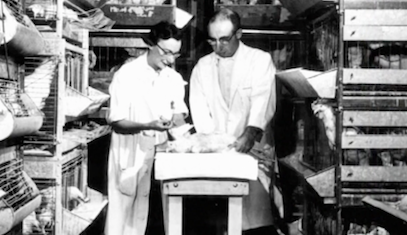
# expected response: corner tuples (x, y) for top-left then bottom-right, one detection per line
(37, 207), (53, 234)
(395, 195), (407, 214)
(23, 211), (43, 234)
(311, 100), (336, 149)
(367, 226), (389, 235)
(27, 4), (45, 18)
(167, 132), (236, 153)
(67, 186), (89, 203)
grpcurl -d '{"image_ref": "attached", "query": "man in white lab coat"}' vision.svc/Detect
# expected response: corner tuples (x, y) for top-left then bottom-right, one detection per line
(189, 8), (278, 235)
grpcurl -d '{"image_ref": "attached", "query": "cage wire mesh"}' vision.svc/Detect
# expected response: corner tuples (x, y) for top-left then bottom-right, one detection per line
(241, 33), (306, 71)
(342, 41), (407, 167)
(0, 158), (35, 210)
(303, 8), (407, 167)
(88, 45), (147, 94)
(23, 56), (59, 144)
(309, 17), (339, 71)
(346, 41), (407, 69)
(23, 178), (57, 235)
(297, 17), (339, 170)
(90, 36), (305, 72)
(61, 150), (90, 235)
(90, 46), (147, 72)
(24, 0), (58, 22)
(3, 0), (26, 26)
(61, 152), (86, 210)
(22, 150), (87, 235)
(0, 78), (28, 116)
(65, 51), (85, 94)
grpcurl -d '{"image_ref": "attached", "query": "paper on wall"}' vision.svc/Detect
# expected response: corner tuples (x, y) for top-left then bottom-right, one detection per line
(276, 67), (337, 99)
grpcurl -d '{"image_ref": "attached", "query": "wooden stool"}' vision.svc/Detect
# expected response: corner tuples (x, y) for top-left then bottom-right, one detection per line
(163, 179), (249, 235)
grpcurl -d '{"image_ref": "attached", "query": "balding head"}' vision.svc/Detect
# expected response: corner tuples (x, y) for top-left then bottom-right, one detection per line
(208, 8), (241, 33)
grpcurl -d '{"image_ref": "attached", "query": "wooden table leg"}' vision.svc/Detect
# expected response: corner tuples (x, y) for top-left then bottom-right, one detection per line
(168, 196), (183, 235)
(228, 197), (243, 235)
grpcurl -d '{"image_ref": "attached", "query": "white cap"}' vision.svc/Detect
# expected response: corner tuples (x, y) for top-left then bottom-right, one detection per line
(174, 7), (194, 29)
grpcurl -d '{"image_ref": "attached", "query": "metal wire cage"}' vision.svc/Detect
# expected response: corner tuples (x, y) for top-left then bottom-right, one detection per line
(89, 45), (147, 95)
(3, 0), (26, 26)
(23, 148), (87, 235)
(24, 0), (58, 22)
(23, 56), (59, 144)
(0, 158), (36, 211)
(0, 78), (21, 114)
(61, 151), (87, 210)
(241, 31), (307, 71)
(345, 41), (407, 69)
(26, 178), (57, 235)
(65, 51), (85, 95)
(90, 46), (147, 72)
(308, 15), (339, 71)
(342, 41), (407, 167)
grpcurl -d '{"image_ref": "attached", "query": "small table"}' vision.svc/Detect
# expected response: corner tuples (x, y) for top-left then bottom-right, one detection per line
(155, 152), (257, 235)
(162, 179), (249, 235)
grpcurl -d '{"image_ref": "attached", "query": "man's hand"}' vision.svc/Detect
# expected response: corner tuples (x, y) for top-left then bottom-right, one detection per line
(232, 126), (263, 153)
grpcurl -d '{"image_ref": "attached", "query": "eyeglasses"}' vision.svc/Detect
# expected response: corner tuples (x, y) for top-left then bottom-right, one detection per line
(156, 43), (181, 58)
(207, 31), (236, 46)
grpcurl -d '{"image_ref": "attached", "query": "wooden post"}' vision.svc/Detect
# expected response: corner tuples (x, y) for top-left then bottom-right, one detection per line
(168, 196), (183, 235)
(228, 197), (243, 235)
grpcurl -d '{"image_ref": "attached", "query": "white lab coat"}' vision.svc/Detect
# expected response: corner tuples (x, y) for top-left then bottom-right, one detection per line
(189, 42), (277, 230)
(105, 53), (188, 235)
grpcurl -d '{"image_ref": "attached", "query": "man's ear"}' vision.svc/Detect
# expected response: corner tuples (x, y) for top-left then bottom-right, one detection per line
(235, 28), (243, 40)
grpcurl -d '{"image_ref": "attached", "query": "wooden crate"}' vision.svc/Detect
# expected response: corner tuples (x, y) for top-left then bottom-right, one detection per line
(215, 4), (281, 28)
(99, 4), (174, 26)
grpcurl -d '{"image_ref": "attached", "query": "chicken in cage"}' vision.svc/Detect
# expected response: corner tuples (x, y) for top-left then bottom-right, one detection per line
(23, 179), (56, 235)
(345, 42), (407, 69)
(23, 180), (86, 235)
(34, 185), (88, 234)
(311, 98), (407, 167)
(22, 152), (89, 235)
(62, 153), (89, 210)
(269, 41), (296, 71)
(25, 0), (57, 21)
(311, 21), (339, 71)
(369, 44), (407, 69)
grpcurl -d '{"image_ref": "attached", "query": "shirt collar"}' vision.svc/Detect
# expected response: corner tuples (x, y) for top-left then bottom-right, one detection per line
(214, 41), (242, 62)
(140, 51), (169, 76)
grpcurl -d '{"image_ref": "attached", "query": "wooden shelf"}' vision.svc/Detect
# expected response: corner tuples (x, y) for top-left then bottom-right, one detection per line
(215, 4), (282, 29)
(100, 4), (174, 26)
